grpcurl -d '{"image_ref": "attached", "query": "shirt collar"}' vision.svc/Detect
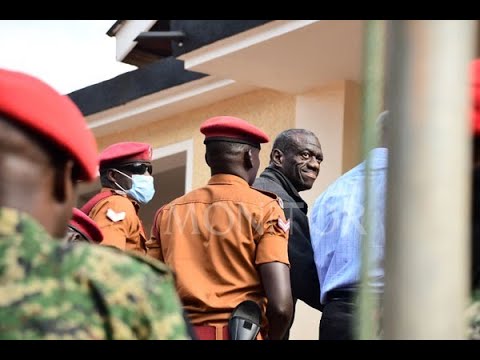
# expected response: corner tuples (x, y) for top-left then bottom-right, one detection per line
(262, 166), (304, 200)
(208, 174), (250, 187)
(101, 187), (140, 211)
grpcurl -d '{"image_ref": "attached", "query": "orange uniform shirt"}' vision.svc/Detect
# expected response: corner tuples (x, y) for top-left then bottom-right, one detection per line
(88, 188), (147, 255)
(146, 174), (290, 330)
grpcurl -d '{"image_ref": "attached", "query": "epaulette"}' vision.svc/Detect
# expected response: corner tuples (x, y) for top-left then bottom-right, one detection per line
(251, 187), (284, 209)
(124, 249), (172, 276)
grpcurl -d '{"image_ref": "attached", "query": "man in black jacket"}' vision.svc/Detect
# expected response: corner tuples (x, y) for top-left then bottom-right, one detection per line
(253, 129), (323, 338)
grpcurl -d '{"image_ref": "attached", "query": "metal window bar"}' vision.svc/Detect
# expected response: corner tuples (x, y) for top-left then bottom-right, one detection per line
(381, 20), (475, 339)
(355, 19), (387, 340)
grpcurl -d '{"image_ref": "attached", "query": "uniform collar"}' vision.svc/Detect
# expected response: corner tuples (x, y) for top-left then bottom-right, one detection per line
(208, 174), (250, 187)
(101, 187), (140, 211)
(101, 187), (125, 197)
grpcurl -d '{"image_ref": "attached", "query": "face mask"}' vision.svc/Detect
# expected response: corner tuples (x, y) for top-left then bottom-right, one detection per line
(113, 169), (155, 204)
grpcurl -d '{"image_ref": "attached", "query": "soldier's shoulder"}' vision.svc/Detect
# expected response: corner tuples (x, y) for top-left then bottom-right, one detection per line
(94, 193), (137, 218)
(70, 243), (172, 278)
(167, 188), (204, 207)
(0, 208), (56, 256)
(1, 207), (46, 236)
(251, 187), (280, 202)
(124, 249), (172, 275)
(100, 192), (133, 207)
(247, 187), (285, 210)
(466, 299), (480, 339)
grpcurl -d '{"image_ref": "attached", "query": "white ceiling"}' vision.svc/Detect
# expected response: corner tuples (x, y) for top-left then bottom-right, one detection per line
(87, 20), (365, 138)
(181, 20), (365, 94)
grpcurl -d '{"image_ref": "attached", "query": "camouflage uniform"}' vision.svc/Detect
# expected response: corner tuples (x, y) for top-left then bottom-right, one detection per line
(0, 207), (191, 340)
(466, 290), (480, 339)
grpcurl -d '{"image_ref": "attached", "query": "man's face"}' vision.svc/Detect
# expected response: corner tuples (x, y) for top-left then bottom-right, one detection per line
(110, 161), (153, 190)
(277, 133), (323, 192)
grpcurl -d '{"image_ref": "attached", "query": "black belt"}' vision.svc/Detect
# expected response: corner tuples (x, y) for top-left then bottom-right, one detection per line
(326, 289), (357, 303)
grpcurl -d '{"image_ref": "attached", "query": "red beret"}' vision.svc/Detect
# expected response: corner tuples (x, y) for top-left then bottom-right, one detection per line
(98, 142), (152, 168)
(472, 59), (480, 136)
(0, 69), (98, 181)
(200, 116), (269, 148)
(70, 208), (103, 243)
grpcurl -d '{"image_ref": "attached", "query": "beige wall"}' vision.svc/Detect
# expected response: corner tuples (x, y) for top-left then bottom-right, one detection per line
(342, 81), (362, 173)
(290, 80), (362, 340)
(295, 80), (362, 209)
(97, 88), (295, 190)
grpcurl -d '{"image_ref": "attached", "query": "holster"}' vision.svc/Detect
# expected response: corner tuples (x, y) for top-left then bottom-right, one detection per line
(228, 300), (261, 340)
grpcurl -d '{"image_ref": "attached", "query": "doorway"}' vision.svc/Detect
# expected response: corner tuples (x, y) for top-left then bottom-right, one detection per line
(77, 139), (193, 237)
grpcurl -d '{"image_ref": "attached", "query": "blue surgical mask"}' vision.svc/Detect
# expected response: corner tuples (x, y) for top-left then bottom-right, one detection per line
(113, 169), (155, 204)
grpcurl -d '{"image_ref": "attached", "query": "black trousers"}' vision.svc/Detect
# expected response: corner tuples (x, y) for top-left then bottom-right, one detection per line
(319, 299), (355, 340)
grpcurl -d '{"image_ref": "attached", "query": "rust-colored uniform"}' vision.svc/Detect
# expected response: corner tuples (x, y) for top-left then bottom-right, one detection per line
(146, 174), (290, 333)
(88, 188), (147, 255)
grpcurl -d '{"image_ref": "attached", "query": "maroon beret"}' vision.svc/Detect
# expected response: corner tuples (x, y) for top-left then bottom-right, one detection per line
(70, 208), (103, 243)
(200, 116), (270, 148)
(472, 59), (480, 136)
(98, 141), (152, 168)
(0, 69), (98, 181)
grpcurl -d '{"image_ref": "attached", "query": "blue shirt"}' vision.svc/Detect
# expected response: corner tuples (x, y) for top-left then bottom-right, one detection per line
(310, 148), (388, 304)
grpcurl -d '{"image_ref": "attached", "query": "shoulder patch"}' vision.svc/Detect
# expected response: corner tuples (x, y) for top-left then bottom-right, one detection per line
(106, 208), (126, 222)
(277, 218), (290, 233)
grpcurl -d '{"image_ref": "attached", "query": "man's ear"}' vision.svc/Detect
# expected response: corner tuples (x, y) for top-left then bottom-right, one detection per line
(205, 152), (211, 167)
(107, 169), (117, 183)
(66, 230), (82, 243)
(52, 160), (74, 203)
(244, 149), (254, 170)
(271, 148), (284, 167)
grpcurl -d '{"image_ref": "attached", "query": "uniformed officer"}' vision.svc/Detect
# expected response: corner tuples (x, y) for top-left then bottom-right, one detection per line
(81, 142), (154, 254)
(146, 115), (294, 340)
(66, 208), (104, 244)
(0, 68), (191, 340)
